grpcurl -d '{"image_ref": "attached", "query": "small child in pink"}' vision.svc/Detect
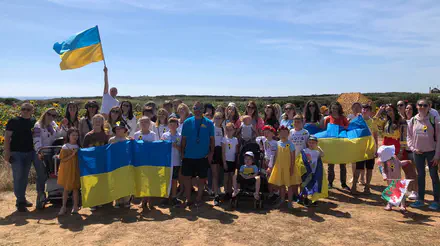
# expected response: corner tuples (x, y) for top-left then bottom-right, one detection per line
(377, 145), (411, 212)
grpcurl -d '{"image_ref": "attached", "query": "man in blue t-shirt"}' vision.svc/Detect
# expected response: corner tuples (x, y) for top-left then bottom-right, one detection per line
(181, 101), (215, 207)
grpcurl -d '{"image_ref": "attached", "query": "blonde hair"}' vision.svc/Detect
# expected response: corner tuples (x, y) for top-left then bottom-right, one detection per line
(92, 114), (105, 131)
(139, 116), (151, 124)
(273, 103), (282, 121)
(38, 107), (57, 128)
(156, 108), (169, 127)
(225, 122), (235, 129)
(177, 103), (190, 118)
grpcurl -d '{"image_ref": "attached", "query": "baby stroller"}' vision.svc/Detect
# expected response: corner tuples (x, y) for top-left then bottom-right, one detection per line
(230, 142), (269, 209)
(36, 138), (64, 209)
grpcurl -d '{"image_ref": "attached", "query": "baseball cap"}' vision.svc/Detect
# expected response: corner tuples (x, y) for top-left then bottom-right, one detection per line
(244, 151), (254, 158)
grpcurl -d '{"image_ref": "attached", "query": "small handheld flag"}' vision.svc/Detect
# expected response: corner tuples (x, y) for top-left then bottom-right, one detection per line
(53, 26), (105, 70)
(382, 179), (411, 206)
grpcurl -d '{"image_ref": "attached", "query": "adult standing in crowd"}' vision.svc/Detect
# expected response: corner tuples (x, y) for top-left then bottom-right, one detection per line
(120, 100), (137, 138)
(428, 100), (440, 117)
(181, 101), (215, 207)
(64, 102), (79, 129)
(101, 66), (119, 117)
(163, 100), (173, 118)
(280, 103), (296, 130)
(407, 99), (440, 210)
(170, 99), (183, 119)
(263, 104), (279, 129)
(79, 100), (99, 146)
(204, 103), (215, 120)
(376, 104), (401, 156)
(4, 103), (36, 212)
(225, 103), (241, 134)
(33, 108), (68, 209)
(303, 100), (323, 127)
(244, 101), (264, 135)
(177, 103), (190, 134)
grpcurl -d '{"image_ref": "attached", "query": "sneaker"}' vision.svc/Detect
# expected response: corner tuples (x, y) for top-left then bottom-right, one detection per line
(342, 185), (351, 192)
(214, 196), (220, 206)
(429, 202), (440, 211)
(410, 200), (425, 208)
(16, 204), (28, 213)
(408, 191), (418, 200)
(90, 206), (97, 211)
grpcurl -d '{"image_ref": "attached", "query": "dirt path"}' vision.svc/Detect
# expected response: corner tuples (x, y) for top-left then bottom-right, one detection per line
(1, 167), (439, 246)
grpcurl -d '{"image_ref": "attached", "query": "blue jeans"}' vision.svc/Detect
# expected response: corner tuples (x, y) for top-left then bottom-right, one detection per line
(33, 152), (48, 196)
(414, 151), (440, 202)
(10, 152), (34, 205)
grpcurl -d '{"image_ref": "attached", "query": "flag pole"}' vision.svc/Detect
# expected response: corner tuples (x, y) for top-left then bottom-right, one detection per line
(96, 25), (107, 67)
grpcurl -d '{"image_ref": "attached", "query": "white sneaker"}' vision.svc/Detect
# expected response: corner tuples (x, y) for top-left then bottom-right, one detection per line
(408, 191), (418, 200)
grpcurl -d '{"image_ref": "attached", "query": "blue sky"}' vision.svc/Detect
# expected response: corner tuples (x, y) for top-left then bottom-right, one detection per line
(1, 0), (440, 97)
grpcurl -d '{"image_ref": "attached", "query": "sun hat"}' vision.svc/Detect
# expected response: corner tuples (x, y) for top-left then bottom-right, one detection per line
(227, 102), (236, 108)
(320, 105), (328, 114)
(244, 151), (254, 158)
(377, 145), (395, 162)
(308, 135), (318, 142)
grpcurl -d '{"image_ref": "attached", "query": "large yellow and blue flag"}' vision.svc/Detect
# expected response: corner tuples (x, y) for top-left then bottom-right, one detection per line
(310, 116), (376, 164)
(53, 26), (104, 70)
(299, 150), (328, 202)
(78, 140), (172, 208)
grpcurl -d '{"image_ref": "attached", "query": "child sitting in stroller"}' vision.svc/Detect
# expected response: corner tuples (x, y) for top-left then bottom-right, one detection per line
(232, 151), (261, 200)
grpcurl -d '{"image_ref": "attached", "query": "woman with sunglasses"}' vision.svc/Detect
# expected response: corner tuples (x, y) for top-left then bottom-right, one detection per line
(376, 104), (401, 156)
(408, 99), (440, 210)
(280, 103), (296, 130)
(79, 101), (100, 146)
(64, 102), (79, 129)
(264, 104), (279, 130)
(105, 106), (123, 137)
(244, 101), (264, 136)
(33, 108), (68, 209)
(120, 100), (137, 138)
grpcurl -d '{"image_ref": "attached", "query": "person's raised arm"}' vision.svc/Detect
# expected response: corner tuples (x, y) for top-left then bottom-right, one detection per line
(103, 66), (109, 95)
(3, 130), (12, 163)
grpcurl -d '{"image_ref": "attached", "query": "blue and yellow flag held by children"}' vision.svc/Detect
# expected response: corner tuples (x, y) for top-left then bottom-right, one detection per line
(312, 116), (376, 164)
(78, 140), (172, 208)
(53, 26), (104, 70)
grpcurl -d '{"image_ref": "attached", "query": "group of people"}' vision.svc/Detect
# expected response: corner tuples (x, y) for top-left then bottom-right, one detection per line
(4, 67), (440, 216)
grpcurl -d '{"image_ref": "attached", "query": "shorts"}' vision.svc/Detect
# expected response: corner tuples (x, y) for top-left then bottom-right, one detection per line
(172, 166), (181, 180)
(356, 159), (375, 170)
(237, 174), (257, 187)
(224, 161), (237, 173)
(212, 146), (223, 164)
(182, 158), (209, 179)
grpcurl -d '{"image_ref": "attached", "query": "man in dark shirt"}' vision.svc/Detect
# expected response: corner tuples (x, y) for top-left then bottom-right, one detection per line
(4, 103), (36, 212)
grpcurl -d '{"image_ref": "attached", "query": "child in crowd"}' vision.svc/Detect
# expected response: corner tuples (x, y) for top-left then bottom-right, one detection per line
(108, 121), (131, 208)
(289, 114), (310, 156)
(239, 115), (257, 146)
(134, 116), (158, 211)
(232, 151), (261, 200)
(377, 145), (410, 212)
(302, 135), (328, 206)
(212, 112), (224, 206)
(256, 125), (278, 199)
(134, 117), (158, 141)
(222, 122), (240, 201)
(155, 108), (169, 139)
(269, 126), (296, 209)
(57, 128), (81, 215)
(161, 118), (182, 207)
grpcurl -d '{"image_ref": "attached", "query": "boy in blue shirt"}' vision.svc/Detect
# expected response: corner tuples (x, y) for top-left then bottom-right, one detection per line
(232, 151), (261, 200)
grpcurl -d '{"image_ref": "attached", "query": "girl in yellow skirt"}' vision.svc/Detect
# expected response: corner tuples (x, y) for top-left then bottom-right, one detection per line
(57, 128), (81, 215)
(269, 125), (301, 209)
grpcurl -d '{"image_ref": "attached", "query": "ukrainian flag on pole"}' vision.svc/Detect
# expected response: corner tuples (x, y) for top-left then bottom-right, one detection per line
(53, 26), (104, 70)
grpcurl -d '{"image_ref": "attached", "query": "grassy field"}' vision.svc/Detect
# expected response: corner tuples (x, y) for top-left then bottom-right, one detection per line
(0, 165), (439, 246)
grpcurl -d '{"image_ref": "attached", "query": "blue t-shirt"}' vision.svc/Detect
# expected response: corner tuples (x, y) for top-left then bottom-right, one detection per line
(239, 165), (259, 176)
(182, 116), (214, 159)
(280, 119), (294, 130)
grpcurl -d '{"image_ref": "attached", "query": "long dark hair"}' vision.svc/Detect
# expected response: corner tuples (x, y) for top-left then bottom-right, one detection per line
(304, 100), (321, 123)
(385, 104), (400, 134)
(329, 102), (344, 117)
(120, 100), (134, 120)
(65, 102), (79, 128)
(405, 103), (418, 120)
(204, 103), (215, 114)
(84, 100), (99, 119)
(245, 101), (260, 121)
(65, 127), (81, 146)
(226, 105), (240, 123)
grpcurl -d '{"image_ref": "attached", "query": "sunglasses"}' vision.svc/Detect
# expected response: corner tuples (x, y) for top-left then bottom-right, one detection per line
(418, 104), (429, 108)
(47, 113), (57, 117)
(21, 108), (32, 112)
(122, 104), (130, 108)
(285, 107), (294, 111)
(111, 110), (121, 113)
(397, 104), (405, 107)
(193, 107), (203, 111)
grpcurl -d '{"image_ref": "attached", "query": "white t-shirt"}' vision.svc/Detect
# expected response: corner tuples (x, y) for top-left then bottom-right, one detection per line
(289, 128), (310, 155)
(156, 124), (169, 140)
(214, 126), (224, 147)
(161, 132), (182, 167)
(133, 131), (158, 142)
(122, 115), (138, 138)
(303, 148), (320, 173)
(222, 137), (238, 162)
(430, 108), (440, 118)
(101, 93), (119, 115)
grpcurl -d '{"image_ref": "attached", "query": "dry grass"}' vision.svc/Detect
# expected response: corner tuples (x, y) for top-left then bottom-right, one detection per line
(0, 159), (36, 192)
(0, 166), (439, 246)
